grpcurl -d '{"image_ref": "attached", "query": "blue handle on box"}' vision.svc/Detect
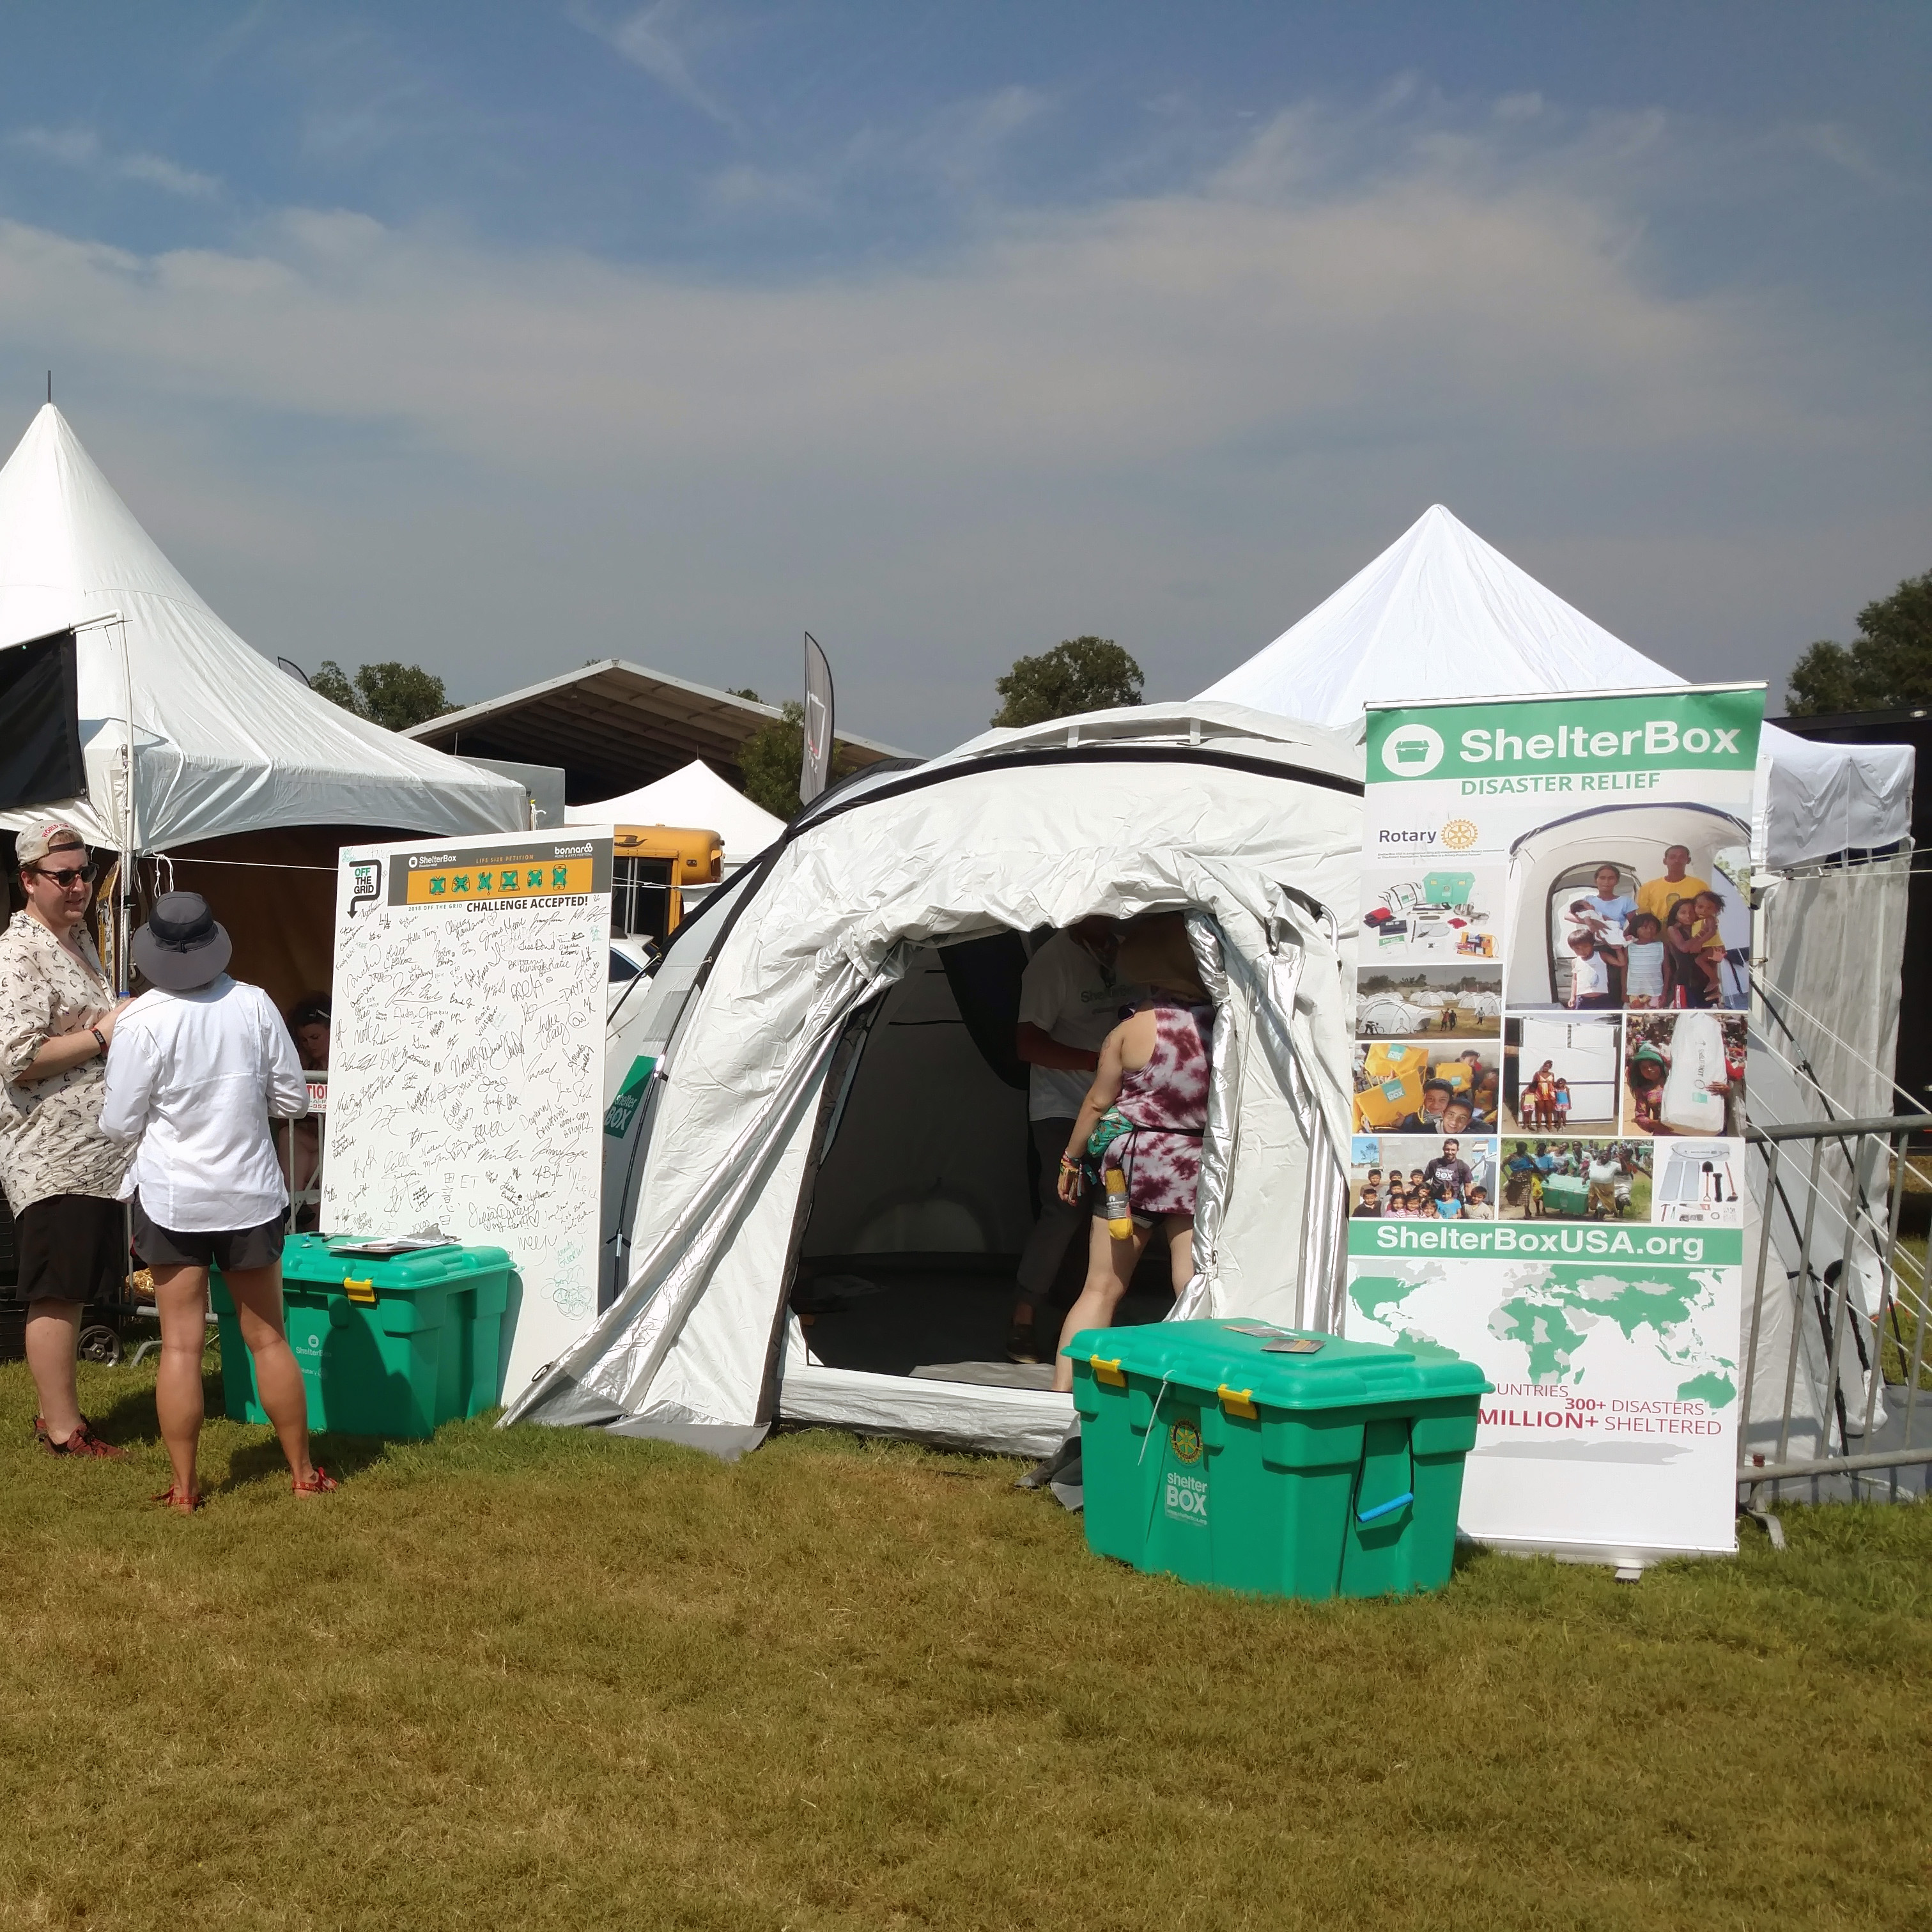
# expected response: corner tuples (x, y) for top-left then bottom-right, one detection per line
(1357, 1490), (1414, 1524)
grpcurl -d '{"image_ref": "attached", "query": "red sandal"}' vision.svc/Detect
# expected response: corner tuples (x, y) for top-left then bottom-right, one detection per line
(291, 1466), (339, 1496)
(35, 1416), (127, 1460)
(152, 1485), (203, 1515)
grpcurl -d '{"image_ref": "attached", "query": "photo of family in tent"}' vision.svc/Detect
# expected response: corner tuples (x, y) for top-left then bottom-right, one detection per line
(1506, 815), (1754, 1013)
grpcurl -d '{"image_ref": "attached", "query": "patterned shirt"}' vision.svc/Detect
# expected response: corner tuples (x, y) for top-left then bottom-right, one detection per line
(0, 911), (132, 1212)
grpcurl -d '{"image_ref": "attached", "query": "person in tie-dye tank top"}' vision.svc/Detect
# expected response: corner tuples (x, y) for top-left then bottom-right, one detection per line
(1048, 913), (1214, 1396)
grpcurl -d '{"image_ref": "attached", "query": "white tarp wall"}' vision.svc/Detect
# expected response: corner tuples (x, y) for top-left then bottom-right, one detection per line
(1740, 854), (1917, 1462)
(510, 707), (1364, 1455)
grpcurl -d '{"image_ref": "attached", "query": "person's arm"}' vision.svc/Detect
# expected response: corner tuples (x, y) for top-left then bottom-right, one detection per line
(263, 1000), (311, 1120)
(1015, 1021), (1099, 1074)
(1057, 1024), (1129, 1202)
(98, 1020), (158, 1143)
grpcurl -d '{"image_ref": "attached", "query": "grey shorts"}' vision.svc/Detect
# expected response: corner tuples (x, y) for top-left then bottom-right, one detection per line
(130, 1194), (285, 1274)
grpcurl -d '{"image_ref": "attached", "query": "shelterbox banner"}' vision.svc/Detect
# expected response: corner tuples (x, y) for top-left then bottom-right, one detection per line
(1344, 684), (1766, 1562)
(322, 830), (614, 1395)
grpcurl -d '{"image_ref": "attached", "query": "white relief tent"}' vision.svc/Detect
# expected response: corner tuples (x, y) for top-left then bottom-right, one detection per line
(0, 404), (525, 854)
(510, 704), (1366, 1458)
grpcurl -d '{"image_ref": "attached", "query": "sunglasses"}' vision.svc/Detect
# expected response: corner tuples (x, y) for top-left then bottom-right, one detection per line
(33, 862), (97, 888)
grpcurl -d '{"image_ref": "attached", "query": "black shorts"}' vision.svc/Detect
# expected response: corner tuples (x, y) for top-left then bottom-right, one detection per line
(130, 1195), (285, 1274)
(13, 1194), (127, 1306)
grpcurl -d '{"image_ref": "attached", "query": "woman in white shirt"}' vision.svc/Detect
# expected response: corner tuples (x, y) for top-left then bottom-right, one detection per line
(101, 893), (334, 1512)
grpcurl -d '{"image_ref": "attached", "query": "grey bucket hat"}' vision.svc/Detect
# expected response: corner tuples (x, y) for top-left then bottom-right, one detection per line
(131, 892), (232, 991)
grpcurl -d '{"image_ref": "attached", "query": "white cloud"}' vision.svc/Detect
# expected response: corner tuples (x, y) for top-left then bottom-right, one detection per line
(9, 124), (220, 197)
(0, 100), (1919, 741)
(576, 1), (741, 132)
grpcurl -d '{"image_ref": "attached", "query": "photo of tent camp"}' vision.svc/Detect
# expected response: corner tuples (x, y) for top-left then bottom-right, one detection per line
(1498, 1015), (1622, 1137)
(1356, 964), (1503, 1039)
(1497, 1140), (1654, 1220)
(1624, 1009), (1747, 1138)
(1359, 863), (1503, 964)
(1350, 1134), (1499, 1219)
(1350, 1040), (1499, 1136)
(1502, 803), (1752, 1010)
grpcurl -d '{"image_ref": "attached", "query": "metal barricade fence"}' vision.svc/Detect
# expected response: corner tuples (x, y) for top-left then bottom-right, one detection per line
(1740, 1115), (1928, 1519)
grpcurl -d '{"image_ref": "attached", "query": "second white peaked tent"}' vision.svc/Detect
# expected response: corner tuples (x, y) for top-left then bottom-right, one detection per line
(0, 403), (523, 849)
(1198, 503), (1913, 874)
(1204, 504), (1916, 1467)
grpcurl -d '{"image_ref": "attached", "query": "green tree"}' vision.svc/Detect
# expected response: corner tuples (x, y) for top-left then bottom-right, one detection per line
(991, 636), (1143, 728)
(1785, 569), (1932, 716)
(309, 658), (452, 732)
(738, 700), (856, 819)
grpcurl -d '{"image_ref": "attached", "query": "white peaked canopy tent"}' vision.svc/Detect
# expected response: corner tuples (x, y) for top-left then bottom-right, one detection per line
(0, 404), (523, 850)
(511, 703), (1365, 1457)
(1200, 504), (1913, 872)
(566, 757), (785, 871)
(1201, 505), (1919, 1462)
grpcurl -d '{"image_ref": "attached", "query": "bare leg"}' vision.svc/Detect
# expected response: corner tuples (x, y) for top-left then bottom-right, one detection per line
(150, 1264), (212, 1496)
(225, 1261), (317, 1487)
(24, 1301), (82, 1442)
(1052, 1215), (1149, 1394)
(1164, 1216), (1195, 1293)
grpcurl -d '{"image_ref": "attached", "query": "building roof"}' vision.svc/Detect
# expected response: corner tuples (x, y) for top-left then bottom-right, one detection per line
(405, 658), (908, 803)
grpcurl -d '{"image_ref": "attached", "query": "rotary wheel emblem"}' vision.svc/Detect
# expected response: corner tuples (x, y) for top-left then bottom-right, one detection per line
(1440, 818), (1478, 851)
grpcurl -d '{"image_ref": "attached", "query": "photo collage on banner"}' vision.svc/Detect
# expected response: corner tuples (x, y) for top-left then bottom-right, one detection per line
(1344, 685), (1766, 1562)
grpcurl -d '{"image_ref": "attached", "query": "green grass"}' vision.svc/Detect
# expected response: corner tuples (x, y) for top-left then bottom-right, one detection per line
(2, 1360), (1928, 1932)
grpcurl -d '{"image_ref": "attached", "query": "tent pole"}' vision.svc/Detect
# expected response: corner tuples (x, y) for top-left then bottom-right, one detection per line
(67, 610), (133, 990)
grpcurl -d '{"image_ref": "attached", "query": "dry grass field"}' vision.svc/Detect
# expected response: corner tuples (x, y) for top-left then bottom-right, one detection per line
(2, 1356), (1928, 1932)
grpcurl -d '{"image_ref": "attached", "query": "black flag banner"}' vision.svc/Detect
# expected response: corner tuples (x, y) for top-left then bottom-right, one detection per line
(0, 630), (86, 814)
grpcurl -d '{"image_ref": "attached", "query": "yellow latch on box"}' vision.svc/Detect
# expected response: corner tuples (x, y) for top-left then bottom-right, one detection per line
(343, 1276), (376, 1306)
(1218, 1384), (1258, 1419)
(1090, 1356), (1126, 1387)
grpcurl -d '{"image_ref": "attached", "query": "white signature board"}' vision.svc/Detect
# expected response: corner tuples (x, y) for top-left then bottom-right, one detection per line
(321, 831), (612, 1398)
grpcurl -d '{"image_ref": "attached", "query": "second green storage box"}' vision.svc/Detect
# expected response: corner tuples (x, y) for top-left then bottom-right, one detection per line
(212, 1235), (516, 1439)
(1069, 1319), (1489, 1600)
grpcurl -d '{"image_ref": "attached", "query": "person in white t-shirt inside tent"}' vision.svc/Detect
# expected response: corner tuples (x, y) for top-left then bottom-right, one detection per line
(100, 892), (336, 1513)
(1003, 916), (1147, 1364)
(1567, 930), (1612, 1010)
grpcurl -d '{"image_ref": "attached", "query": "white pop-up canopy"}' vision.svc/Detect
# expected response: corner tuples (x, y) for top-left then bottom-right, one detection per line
(0, 404), (524, 850)
(566, 757), (785, 870)
(1198, 504), (1914, 872)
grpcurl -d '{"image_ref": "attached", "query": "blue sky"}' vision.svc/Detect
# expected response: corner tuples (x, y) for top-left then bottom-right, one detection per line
(1, 3), (1926, 749)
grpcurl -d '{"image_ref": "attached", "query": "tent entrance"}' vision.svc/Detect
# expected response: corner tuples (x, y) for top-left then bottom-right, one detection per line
(789, 935), (1175, 1389)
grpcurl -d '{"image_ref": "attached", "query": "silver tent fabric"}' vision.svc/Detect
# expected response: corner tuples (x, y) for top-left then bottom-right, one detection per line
(508, 710), (1363, 1449)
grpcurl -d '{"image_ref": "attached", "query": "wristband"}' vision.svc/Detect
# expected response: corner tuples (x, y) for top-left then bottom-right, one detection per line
(90, 1028), (107, 1056)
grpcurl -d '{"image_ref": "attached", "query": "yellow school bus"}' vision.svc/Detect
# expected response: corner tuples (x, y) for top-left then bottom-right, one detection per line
(610, 824), (723, 948)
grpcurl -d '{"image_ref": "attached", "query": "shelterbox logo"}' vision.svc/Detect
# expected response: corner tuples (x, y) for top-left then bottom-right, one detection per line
(1380, 720), (1444, 777)
(1366, 689), (1765, 784)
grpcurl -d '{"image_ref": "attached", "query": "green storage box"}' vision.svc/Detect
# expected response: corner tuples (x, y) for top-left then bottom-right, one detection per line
(212, 1235), (516, 1439)
(1068, 1320), (1489, 1600)
(1422, 870), (1475, 904)
(1540, 1175), (1590, 1217)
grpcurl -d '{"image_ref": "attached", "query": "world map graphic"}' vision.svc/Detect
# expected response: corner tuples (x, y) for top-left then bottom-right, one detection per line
(1349, 1259), (1737, 1410)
